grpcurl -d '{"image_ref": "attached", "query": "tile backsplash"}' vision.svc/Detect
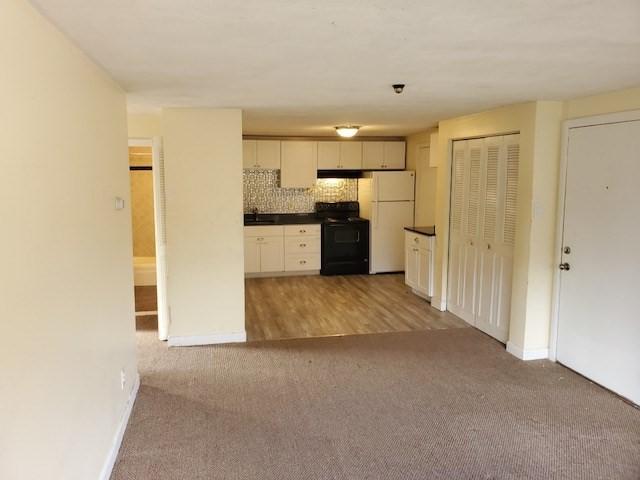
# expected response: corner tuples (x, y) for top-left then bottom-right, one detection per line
(243, 169), (358, 213)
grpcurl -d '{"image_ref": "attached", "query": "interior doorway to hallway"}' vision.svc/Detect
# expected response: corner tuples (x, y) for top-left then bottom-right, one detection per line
(128, 139), (159, 334)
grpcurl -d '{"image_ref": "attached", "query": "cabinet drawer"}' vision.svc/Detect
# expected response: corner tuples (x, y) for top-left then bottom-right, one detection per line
(244, 225), (284, 238)
(284, 224), (321, 237)
(405, 231), (431, 250)
(285, 253), (320, 271)
(285, 235), (320, 254)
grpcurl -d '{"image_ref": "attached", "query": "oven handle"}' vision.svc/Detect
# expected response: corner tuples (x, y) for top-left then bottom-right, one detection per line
(327, 224), (362, 244)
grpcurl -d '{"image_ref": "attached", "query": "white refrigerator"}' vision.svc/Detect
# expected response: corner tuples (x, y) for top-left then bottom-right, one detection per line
(358, 171), (415, 273)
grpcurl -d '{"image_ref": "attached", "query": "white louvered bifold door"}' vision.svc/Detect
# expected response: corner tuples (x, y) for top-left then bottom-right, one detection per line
(447, 140), (469, 320)
(448, 134), (519, 343)
(152, 136), (170, 341)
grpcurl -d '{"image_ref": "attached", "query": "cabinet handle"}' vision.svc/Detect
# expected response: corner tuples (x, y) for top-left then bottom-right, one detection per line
(300, 243), (306, 247)
(470, 240), (474, 246)
(257, 237), (264, 241)
(299, 260), (307, 264)
(414, 237), (419, 243)
(299, 229), (306, 233)
(487, 243), (491, 250)
(413, 248), (419, 252)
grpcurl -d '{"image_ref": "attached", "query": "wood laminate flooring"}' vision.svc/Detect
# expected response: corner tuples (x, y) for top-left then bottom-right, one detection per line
(134, 286), (157, 313)
(245, 273), (468, 341)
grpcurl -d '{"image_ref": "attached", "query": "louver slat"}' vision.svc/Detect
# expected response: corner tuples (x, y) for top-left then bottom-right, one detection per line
(483, 146), (499, 242)
(451, 148), (465, 233)
(503, 144), (519, 246)
(466, 147), (481, 237)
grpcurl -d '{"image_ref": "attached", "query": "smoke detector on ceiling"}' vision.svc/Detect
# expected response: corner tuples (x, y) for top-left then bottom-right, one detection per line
(392, 84), (405, 94)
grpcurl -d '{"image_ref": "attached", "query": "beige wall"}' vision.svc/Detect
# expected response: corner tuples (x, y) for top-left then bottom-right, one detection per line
(161, 109), (245, 340)
(128, 112), (162, 138)
(566, 86), (640, 119)
(406, 129), (438, 226)
(0, 0), (137, 479)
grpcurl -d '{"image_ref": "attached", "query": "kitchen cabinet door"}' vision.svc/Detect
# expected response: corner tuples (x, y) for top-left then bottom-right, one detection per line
(384, 142), (406, 169)
(362, 142), (384, 169)
(405, 244), (419, 288)
(317, 142), (340, 170)
(339, 142), (362, 169)
(256, 140), (281, 169)
(259, 236), (284, 272)
(244, 237), (260, 273)
(417, 247), (433, 296)
(281, 141), (317, 188)
(243, 140), (257, 169)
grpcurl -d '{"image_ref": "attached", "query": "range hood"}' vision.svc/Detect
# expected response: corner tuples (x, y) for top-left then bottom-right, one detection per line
(317, 170), (363, 179)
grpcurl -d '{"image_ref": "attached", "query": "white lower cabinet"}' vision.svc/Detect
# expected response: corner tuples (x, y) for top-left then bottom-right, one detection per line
(404, 231), (434, 298)
(244, 226), (284, 273)
(245, 224), (320, 275)
(284, 225), (320, 272)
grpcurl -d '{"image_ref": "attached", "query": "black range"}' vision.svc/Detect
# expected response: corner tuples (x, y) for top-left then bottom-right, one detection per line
(315, 202), (369, 276)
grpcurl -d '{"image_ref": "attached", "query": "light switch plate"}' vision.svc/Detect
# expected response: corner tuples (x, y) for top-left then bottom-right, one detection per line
(115, 197), (125, 210)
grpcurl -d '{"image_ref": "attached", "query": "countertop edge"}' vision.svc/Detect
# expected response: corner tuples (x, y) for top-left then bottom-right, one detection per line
(404, 226), (436, 236)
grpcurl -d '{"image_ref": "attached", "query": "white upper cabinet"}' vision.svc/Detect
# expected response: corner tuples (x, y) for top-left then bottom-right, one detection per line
(280, 141), (317, 188)
(243, 140), (281, 169)
(383, 142), (406, 169)
(317, 142), (340, 170)
(256, 140), (281, 169)
(243, 140), (257, 169)
(339, 142), (362, 169)
(362, 141), (405, 170)
(317, 141), (362, 170)
(362, 142), (384, 169)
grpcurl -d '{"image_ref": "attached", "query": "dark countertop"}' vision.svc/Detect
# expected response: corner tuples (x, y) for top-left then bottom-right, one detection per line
(404, 226), (436, 236)
(244, 213), (324, 226)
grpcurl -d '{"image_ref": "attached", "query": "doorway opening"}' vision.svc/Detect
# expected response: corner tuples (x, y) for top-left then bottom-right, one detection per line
(242, 139), (466, 342)
(128, 139), (158, 334)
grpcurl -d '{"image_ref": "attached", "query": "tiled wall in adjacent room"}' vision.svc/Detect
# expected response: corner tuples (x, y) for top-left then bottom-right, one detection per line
(243, 169), (358, 213)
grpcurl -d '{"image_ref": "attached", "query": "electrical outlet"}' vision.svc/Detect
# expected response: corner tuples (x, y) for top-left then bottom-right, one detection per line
(120, 369), (126, 390)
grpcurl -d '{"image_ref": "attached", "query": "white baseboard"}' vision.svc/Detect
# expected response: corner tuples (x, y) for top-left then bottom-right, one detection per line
(411, 288), (431, 301)
(506, 341), (549, 361)
(168, 331), (247, 347)
(99, 372), (140, 480)
(245, 270), (319, 278)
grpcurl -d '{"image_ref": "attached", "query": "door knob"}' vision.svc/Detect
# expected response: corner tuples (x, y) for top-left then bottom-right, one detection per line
(559, 262), (570, 271)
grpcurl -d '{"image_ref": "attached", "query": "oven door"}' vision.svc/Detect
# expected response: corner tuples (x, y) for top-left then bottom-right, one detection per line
(321, 222), (369, 275)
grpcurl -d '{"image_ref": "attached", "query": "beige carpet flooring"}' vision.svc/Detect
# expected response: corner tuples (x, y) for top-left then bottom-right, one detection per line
(111, 318), (640, 479)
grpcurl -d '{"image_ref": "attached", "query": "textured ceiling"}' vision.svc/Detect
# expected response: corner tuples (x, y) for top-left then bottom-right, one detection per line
(30, 0), (640, 135)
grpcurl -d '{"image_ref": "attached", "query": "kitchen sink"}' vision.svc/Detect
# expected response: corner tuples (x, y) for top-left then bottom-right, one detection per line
(244, 214), (279, 225)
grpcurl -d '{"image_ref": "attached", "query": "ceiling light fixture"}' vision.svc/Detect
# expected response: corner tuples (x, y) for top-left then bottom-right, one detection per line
(335, 125), (360, 138)
(392, 83), (405, 94)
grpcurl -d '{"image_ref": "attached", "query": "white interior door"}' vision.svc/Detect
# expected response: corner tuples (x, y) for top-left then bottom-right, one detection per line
(447, 141), (468, 319)
(151, 136), (169, 341)
(557, 119), (640, 405)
